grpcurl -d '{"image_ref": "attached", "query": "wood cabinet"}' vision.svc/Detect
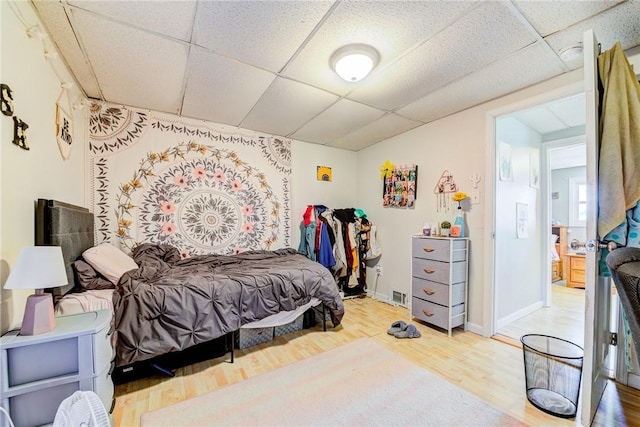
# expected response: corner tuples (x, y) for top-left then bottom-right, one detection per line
(410, 236), (468, 336)
(552, 225), (569, 281)
(566, 253), (586, 288)
(0, 310), (113, 427)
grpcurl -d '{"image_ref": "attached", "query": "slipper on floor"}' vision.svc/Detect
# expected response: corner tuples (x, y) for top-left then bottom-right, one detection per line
(387, 320), (407, 335)
(393, 324), (421, 339)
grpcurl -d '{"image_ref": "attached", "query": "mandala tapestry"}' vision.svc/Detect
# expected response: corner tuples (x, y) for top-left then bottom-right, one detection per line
(89, 104), (291, 255)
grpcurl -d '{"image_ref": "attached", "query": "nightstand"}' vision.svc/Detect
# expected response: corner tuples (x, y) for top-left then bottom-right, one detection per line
(0, 310), (113, 427)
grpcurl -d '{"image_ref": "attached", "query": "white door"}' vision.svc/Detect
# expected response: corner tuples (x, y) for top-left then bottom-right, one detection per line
(581, 29), (613, 426)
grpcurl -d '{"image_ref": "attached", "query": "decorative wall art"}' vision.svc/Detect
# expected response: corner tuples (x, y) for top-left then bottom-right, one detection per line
(499, 142), (513, 181)
(529, 149), (540, 189)
(1, 84), (14, 116)
(88, 102), (291, 256)
(317, 166), (332, 182)
(381, 163), (418, 209)
(433, 170), (458, 212)
(55, 87), (73, 159)
(2, 82), (29, 150)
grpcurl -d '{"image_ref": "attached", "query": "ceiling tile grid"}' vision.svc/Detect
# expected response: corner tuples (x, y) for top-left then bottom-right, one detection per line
(240, 77), (339, 137)
(181, 46), (276, 125)
(68, 0), (197, 41)
(32, 1), (101, 98)
(193, 1), (334, 72)
(29, 0), (640, 151)
(71, 9), (189, 114)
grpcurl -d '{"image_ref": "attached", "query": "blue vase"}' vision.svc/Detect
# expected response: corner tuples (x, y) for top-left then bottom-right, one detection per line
(453, 207), (465, 238)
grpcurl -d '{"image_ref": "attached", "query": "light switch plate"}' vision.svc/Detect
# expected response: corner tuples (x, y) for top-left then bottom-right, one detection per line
(471, 190), (480, 204)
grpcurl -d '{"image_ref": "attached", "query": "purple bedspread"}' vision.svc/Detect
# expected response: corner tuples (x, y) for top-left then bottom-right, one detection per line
(113, 244), (344, 366)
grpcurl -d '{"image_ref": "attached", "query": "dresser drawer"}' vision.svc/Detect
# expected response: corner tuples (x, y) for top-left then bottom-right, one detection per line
(412, 278), (465, 306)
(411, 298), (465, 330)
(412, 238), (467, 262)
(412, 258), (467, 284)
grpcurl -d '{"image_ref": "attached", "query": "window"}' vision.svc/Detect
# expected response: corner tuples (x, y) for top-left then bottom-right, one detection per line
(569, 176), (587, 226)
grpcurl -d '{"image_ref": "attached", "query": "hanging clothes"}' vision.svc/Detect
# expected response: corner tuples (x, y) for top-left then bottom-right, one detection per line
(598, 42), (640, 244)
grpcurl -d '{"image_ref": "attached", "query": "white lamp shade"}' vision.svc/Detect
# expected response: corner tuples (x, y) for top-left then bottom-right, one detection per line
(330, 44), (379, 83)
(4, 246), (68, 290)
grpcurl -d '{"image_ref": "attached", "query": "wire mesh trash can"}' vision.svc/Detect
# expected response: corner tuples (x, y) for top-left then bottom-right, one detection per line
(521, 334), (583, 418)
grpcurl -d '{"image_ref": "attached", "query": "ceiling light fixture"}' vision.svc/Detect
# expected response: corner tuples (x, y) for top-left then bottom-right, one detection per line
(330, 44), (380, 83)
(558, 43), (583, 62)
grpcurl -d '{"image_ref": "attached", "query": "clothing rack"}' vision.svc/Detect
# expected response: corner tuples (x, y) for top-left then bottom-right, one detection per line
(298, 205), (376, 298)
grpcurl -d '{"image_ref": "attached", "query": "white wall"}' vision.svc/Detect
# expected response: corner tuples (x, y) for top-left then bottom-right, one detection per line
(494, 116), (543, 321)
(357, 70), (583, 331)
(0, 2), (88, 334)
(291, 142), (357, 247)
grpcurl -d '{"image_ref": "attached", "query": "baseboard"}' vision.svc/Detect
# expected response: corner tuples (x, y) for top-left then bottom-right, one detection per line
(465, 322), (484, 336)
(627, 372), (640, 390)
(496, 301), (543, 330)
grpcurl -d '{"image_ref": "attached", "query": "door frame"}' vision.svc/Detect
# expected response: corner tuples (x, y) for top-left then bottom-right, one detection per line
(483, 82), (584, 338)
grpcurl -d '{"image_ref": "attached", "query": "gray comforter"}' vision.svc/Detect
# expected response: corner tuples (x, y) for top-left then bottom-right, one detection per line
(113, 244), (344, 367)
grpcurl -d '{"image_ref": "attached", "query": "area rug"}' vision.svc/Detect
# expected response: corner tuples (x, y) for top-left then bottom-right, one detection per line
(141, 338), (524, 426)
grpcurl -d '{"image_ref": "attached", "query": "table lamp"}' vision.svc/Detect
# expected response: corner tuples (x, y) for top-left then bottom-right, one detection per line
(3, 246), (68, 335)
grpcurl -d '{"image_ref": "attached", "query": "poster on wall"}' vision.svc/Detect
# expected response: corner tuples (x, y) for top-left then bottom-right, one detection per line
(383, 164), (418, 209)
(499, 142), (513, 181)
(517, 202), (528, 239)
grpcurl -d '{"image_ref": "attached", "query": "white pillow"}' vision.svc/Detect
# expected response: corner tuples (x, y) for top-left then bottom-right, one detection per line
(82, 243), (138, 284)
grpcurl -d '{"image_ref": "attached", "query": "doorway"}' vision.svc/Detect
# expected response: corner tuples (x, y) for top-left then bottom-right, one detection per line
(491, 92), (587, 348)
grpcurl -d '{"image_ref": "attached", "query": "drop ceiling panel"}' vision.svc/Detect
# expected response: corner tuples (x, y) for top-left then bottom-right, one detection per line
(68, 0), (197, 41)
(193, 1), (333, 73)
(282, 0), (474, 96)
(546, 94), (586, 128)
(329, 113), (422, 151)
(546, 2), (640, 56)
(33, 1), (100, 98)
(350, 1), (538, 110)
(72, 10), (188, 113)
(182, 47), (276, 126)
(241, 77), (339, 137)
(513, 0), (623, 37)
(292, 99), (385, 144)
(513, 108), (567, 135)
(398, 41), (564, 123)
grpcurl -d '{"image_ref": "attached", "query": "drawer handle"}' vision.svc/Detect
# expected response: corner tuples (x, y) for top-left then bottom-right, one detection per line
(422, 288), (435, 295)
(422, 247), (435, 252)
(422, 309), (434, 317)
(423, 268), (435, 274)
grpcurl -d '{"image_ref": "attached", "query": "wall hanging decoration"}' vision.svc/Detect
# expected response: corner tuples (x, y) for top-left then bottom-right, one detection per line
(12, 116), (29, 150)
(55, 86), (73, 159)
(1, 84), (14, 116)
(433, 170), (458, 212)
(317, 165), (332, 182)
(381, 163), (417, 209)
(88, 102), (291, 255)
(499, 142), (513, 181)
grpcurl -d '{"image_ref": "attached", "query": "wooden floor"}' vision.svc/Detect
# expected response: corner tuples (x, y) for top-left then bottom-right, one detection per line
(113, 298), (640, 427)
(497, 283), (586, 347)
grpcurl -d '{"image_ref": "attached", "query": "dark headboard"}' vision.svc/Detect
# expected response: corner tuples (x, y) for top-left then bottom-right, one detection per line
(35, 199), (95, 298)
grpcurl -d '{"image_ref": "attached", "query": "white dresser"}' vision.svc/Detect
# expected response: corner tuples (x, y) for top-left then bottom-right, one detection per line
(410, 236), (468, 336)
(0, 310), (113, 427)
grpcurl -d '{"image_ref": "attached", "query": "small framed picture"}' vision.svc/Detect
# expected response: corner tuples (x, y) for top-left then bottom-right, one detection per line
(317, 166), (332, 182)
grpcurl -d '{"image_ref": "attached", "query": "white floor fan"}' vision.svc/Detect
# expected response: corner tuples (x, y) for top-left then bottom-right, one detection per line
(53, 391), (110, 427)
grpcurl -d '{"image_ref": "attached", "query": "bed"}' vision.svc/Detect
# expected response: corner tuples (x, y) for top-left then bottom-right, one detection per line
(36, 199), (344, 372)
